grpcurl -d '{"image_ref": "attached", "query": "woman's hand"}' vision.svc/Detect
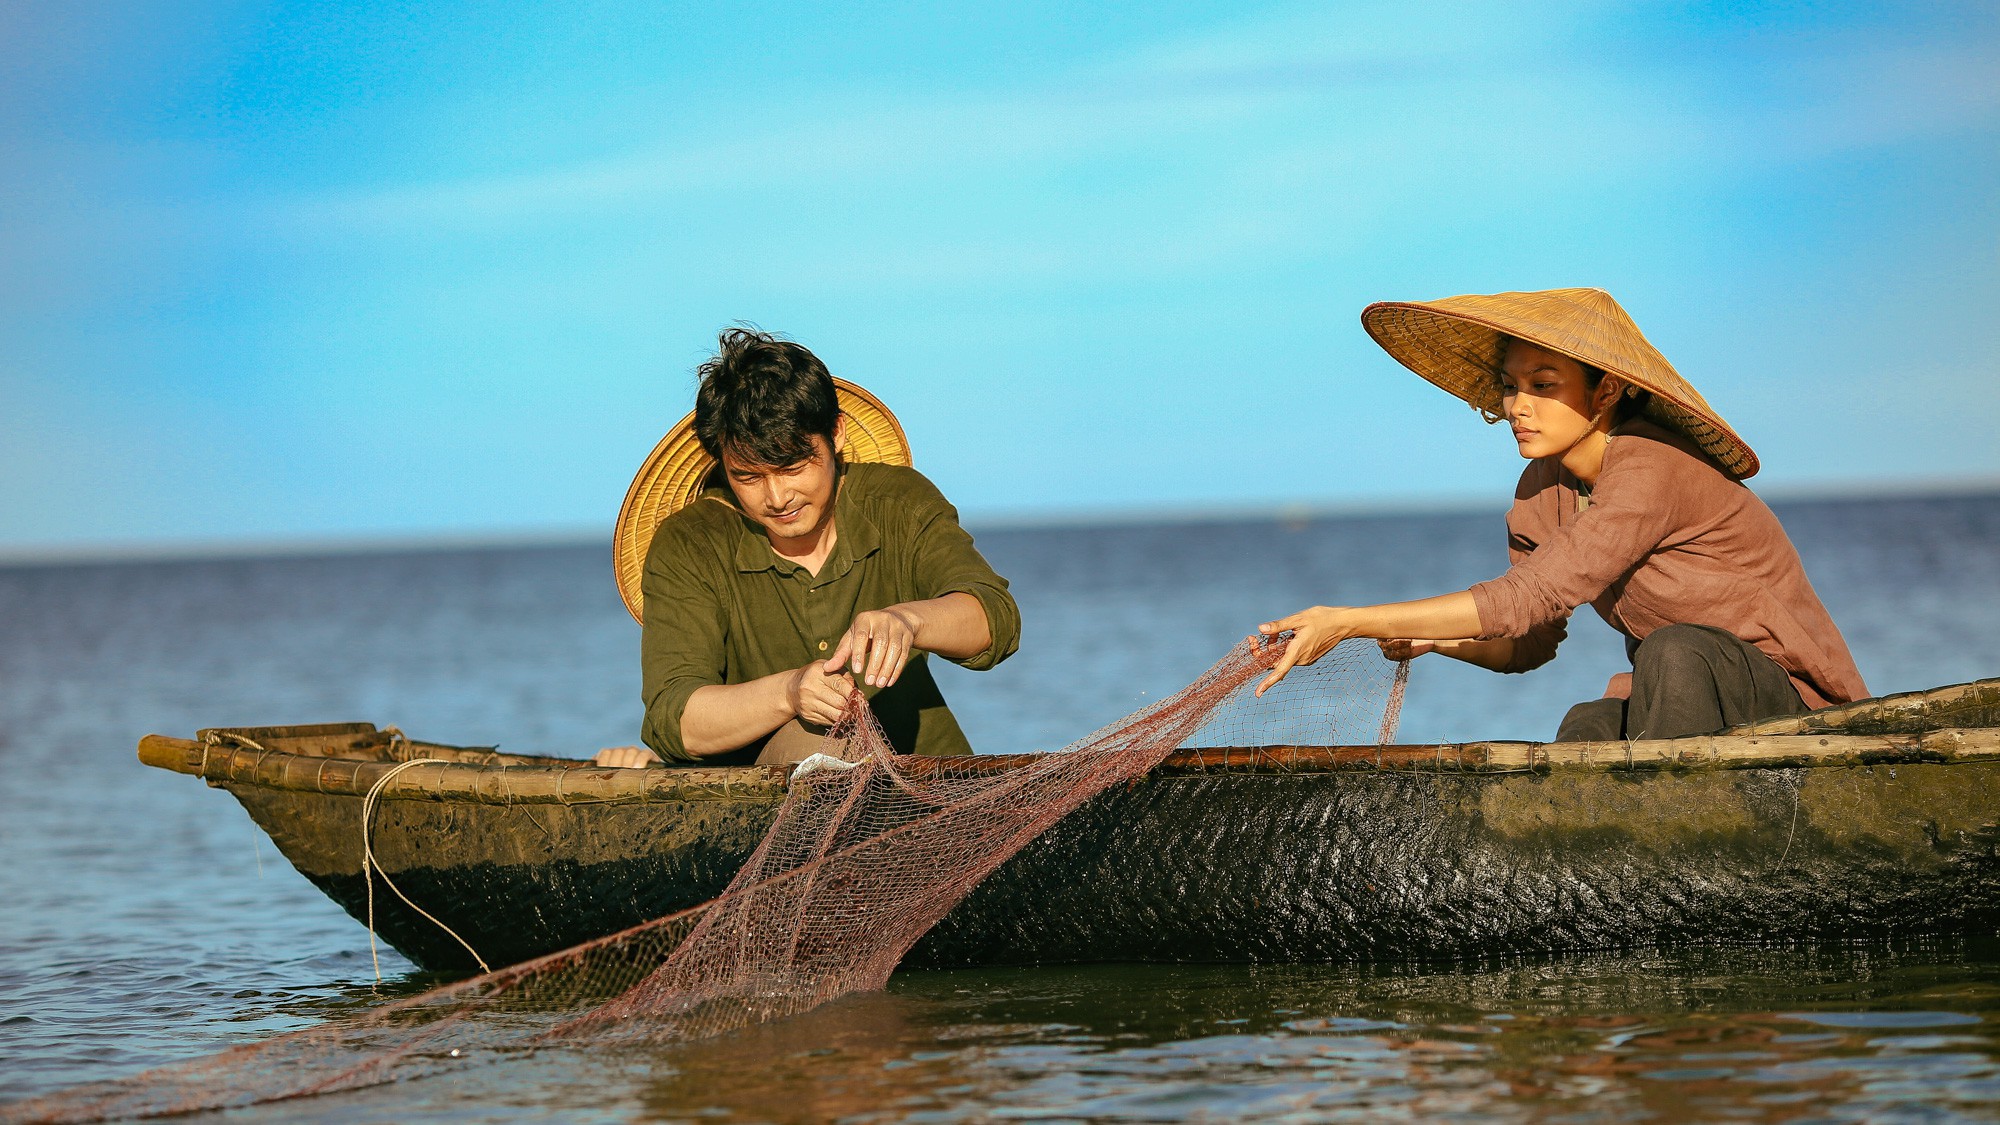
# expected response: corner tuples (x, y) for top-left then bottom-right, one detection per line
(1378, 639), (1436, 661)
(1254, 592), (1484, 694)
(1255, 606), (1361, 696)
(593, 745), (662, 768)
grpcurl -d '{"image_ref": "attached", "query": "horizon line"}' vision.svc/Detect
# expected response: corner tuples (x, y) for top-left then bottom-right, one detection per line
(3, 476), (1996, 569)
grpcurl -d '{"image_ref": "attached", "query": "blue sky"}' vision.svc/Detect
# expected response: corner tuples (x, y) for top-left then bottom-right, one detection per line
(2, 0), (1995, 555)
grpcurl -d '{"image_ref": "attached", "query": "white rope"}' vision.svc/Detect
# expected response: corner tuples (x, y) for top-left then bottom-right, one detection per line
(201, 730), (267, 780)
(1779, 770), (1804, 867)
(361, 758), (491, 980)
(204, 732), (269, 876)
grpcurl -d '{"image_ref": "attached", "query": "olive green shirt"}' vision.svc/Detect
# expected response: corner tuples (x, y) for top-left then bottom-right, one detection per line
(640, 462), (1020, 764)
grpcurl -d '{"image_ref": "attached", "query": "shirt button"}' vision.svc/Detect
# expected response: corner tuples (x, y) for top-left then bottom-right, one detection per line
(818, 641), (828, 651)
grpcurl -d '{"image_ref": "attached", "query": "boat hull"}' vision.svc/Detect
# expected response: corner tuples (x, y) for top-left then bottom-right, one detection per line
(221, 756), (2000, 972)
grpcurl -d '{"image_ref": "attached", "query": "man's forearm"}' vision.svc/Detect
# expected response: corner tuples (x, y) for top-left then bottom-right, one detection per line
(679, 672), (796, 757)
(899, 591), (991, 661)
(676, 593), (991, 756)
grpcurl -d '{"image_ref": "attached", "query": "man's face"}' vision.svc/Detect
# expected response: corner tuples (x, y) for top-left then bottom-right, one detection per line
(720, 433), (840, 544)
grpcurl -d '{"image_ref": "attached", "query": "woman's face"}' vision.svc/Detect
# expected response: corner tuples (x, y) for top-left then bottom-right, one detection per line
(1499, 341), (1609, 461)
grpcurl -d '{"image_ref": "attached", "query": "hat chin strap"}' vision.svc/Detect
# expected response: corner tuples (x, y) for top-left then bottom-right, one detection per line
(1557, 389), (1628, 463)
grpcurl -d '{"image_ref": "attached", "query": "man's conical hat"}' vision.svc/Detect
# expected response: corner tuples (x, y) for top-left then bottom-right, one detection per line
(1360, 287), (1758, 479)
(612, 378), (911, 623)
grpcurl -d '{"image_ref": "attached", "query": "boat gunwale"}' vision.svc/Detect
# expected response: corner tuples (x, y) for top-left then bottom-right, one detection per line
(137, 725), (2000, 807)
(1725, 676), (2000, 735)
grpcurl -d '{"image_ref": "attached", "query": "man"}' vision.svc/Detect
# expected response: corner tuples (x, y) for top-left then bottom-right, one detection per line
(596, 328), (1019, 766)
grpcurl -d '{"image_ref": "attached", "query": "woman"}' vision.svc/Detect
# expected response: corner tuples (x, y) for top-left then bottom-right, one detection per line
(1256, 287), (1867, 741)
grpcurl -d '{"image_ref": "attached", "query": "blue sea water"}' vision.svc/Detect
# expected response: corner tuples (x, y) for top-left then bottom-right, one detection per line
(1, 493), (1997, 1121)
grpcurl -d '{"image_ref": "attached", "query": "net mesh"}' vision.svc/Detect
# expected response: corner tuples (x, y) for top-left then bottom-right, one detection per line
(5, 637), (1404, 1124)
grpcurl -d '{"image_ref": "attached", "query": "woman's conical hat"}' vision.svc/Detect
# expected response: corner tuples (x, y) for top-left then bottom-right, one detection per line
(612, 378), (912, 623)
(1360, 287), (1758, 479)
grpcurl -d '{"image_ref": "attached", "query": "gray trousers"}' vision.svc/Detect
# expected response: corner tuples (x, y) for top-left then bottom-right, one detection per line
(1555, 623), (1807, 742)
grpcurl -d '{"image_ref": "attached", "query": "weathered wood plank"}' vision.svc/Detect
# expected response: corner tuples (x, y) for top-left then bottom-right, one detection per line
(137, 724), (2000, 808)
(1729, 678), (2000, 736)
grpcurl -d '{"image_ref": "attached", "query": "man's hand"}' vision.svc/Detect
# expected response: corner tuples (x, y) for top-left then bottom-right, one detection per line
(1378, 639), (1436, 662)
(593, 745), (662, 768)
(827, 606), (923, 689)
(1254, 606), (1361, 697)
(789, 659), (859, 726)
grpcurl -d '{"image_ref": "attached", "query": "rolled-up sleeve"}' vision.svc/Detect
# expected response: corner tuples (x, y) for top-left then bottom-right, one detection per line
(639, 531), (727, 763)
(905, 484), (1019, 671)
(1470, 454), (1683, 644)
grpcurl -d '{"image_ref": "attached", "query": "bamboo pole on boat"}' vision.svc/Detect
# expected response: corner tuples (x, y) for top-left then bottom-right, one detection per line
(1728, 678), (2000, 736)
(137, 734), (789, 804)
(139, 724), (2000, 807)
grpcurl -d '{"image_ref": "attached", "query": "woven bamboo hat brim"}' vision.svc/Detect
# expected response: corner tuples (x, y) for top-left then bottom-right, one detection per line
(613, 378), (912, 623)
(1360, 287), (1758, 480)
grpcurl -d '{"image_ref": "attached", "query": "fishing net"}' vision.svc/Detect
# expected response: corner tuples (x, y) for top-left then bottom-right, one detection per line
(5, 637), (1405, 1124)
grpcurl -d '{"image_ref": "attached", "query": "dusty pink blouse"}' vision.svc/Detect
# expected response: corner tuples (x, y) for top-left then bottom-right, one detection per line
(1467, 420), (1868, 709)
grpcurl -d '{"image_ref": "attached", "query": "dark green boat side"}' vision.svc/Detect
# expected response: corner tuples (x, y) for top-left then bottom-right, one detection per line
(138, 678), (2000, 973)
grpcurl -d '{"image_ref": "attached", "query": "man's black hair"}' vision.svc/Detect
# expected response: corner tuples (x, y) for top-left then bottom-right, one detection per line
(693, 327), (840, 467)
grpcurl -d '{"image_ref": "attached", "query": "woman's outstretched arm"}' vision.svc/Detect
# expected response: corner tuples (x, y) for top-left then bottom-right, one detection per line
(1379, 636), (1518, 672)
(1255, 591), (1485, 696)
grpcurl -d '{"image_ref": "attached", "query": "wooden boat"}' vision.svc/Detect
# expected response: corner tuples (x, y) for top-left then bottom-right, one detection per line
(137, 679), (2000, 974)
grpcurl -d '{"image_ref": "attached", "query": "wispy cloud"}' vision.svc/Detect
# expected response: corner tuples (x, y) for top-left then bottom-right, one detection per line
(2, 1), (1994, 547)
(255, 5), (1995, 246)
